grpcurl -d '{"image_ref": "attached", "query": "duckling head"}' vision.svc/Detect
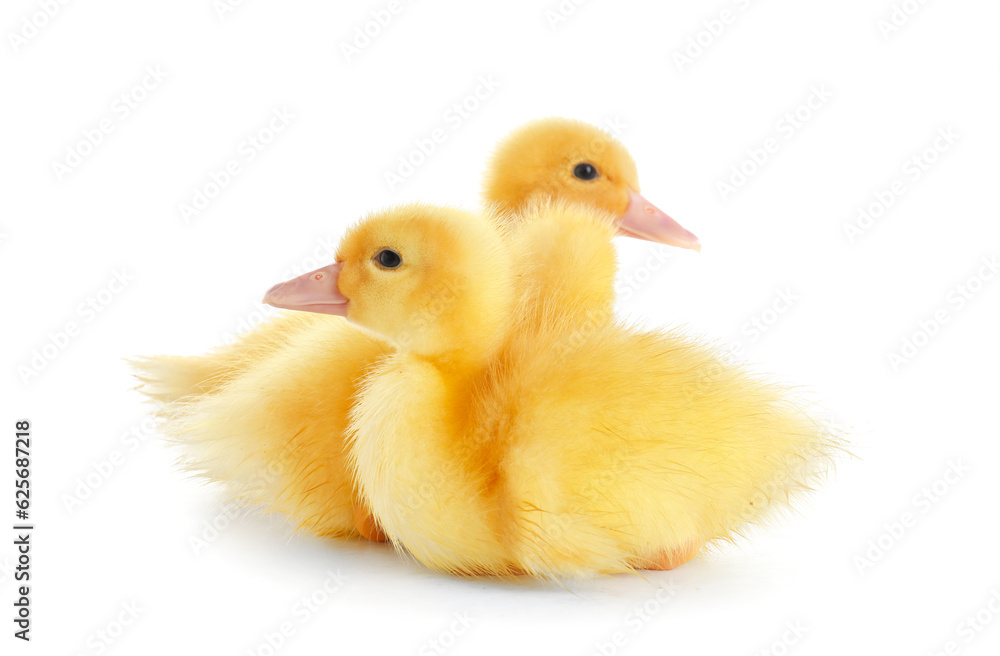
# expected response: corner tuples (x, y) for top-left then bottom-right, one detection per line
(265, 204), (512, 366)
(483, 117), (700, 251)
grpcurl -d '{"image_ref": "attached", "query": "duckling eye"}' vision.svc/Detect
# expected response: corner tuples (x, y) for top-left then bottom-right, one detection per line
(573, 162), (598, 181)
(375, 249), (402, 269)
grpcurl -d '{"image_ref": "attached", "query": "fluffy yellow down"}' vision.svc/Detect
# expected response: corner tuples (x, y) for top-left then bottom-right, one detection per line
(343, 204), (837, 579)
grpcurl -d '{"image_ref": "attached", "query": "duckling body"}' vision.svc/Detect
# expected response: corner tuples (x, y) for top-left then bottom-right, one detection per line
(336, 204), (830, 578)
(354, 321), (818, 576)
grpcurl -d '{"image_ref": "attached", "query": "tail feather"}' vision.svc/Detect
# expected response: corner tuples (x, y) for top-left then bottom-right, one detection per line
(129, 355), (228, 405)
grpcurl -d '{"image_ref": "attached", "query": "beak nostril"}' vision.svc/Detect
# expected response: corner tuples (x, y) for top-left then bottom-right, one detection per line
(314, 274), (324, 280)
(644, 206), (656, 215)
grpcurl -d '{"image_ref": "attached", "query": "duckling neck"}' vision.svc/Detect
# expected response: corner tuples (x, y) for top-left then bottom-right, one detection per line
(509, 202), (619, 329)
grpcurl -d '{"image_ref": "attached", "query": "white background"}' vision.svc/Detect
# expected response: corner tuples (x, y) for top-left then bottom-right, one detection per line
(3, 0), (999, 654)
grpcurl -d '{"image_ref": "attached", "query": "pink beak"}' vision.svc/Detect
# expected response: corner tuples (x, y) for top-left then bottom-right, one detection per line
(617, 189), (701, 252)
(262, 263), (349, 316)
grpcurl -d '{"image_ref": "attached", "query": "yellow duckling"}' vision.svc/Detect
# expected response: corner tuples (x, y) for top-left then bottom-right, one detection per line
(134, 118), (700, 541)
(321, 203), (832, 578)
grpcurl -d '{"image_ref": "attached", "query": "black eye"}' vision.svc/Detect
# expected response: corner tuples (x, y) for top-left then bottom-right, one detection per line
(573, 162), (598, 181)
(376, 249), (402, 269)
